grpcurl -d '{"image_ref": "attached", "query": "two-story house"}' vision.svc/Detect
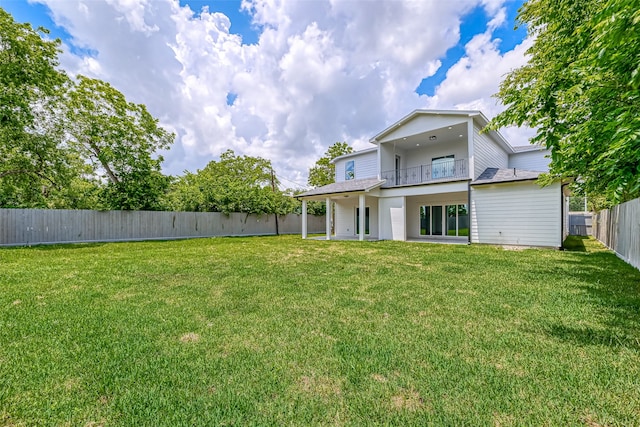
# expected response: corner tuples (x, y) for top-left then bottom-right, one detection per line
(299, 110), (565, 248)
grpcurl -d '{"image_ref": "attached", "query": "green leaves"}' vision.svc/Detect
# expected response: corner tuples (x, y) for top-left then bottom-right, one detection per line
(307, 141), (353, 187)
(0, 9), (174, 210)
(488, 0), (640, 207)
(64, 76), (175, 210)
(0, 8), (72, 207)
(165, 150), (298, 215)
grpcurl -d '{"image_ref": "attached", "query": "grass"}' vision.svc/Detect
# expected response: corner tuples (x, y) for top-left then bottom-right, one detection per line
(1, 235), (639, 425)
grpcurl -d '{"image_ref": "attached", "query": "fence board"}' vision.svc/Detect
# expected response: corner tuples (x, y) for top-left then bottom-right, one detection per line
(593, 198), (640, 271)
(0, 209), (326, 246)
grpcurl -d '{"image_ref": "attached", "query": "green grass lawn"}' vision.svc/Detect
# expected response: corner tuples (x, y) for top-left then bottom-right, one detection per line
(1, 235), (639, 426)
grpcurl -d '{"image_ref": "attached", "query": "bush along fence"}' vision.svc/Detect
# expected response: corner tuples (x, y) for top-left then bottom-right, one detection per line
(592, 197), (640, 271)
(0, 209), (326, 247)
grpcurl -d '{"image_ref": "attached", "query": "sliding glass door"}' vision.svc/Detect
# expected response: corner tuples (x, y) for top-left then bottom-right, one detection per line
(420, 204), (468, 237)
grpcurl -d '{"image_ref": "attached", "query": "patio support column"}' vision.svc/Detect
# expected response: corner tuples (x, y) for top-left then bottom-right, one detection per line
(325, 197), (332, 240)
(301, 199), (308, 239)
(359, 194), (365, 241)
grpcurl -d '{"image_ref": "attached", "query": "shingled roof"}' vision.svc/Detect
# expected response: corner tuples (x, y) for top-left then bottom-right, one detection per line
(298, 177), (385, 197)
(471, 168), (542, 186)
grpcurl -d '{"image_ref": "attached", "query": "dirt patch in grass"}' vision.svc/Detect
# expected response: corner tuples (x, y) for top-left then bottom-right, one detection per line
(581, 412), (606, 427)
(63, 377), (82, 391)
(299, 375), (342, 398)
(371, 373), (388, 383)
(493, 412), (516, 426)
(179, 332), (200, 343)
(391, 388), (426, 411)
(501, 245), (528, 251)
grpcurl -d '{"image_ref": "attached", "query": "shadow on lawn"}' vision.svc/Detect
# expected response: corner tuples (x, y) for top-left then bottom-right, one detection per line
(545, 244), (640, 350)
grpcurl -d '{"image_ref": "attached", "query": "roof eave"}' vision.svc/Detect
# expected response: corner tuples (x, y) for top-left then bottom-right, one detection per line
(369, 109), (480, 143)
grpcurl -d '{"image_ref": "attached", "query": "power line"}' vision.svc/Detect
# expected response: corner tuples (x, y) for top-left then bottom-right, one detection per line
(275, 173), (309, 190)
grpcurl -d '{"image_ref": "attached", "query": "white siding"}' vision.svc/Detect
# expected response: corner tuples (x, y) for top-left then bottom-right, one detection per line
(403, 143), (468, 170)
(508, 149), (551, 171)
(470, 181), (562, 247)
(334, 150), (378, 182)
(333, 197), (378, 238)
(378, 196), (406, 240)
(473, 124), (509, 179)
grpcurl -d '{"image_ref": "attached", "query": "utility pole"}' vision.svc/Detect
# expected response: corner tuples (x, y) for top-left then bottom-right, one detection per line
(270, 168), (279, 235)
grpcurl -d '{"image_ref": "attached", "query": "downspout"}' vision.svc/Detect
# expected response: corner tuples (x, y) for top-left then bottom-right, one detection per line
(467, 181), (472, 244)
(561, 181), (569, 249)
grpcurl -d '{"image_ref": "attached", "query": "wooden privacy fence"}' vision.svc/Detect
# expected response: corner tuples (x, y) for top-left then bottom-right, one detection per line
(0, 209), (326, 247)
(592, 197), (640, 271)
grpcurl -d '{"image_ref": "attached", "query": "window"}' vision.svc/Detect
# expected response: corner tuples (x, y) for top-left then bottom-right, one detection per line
(345, 160), (355, 180)
(432, 155), (455, 179)
(356, 207), (370, 235)
(420, 206), (430, 235)
(420, 204), (468, 237)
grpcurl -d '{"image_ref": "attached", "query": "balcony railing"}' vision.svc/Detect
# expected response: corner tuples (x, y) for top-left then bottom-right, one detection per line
(381, 158), (467, 187)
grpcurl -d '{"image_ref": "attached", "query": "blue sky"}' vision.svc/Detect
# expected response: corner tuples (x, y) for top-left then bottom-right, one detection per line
(0, 0), (531, 184)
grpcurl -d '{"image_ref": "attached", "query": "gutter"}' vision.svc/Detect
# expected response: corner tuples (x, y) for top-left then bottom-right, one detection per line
(470, 177), (539, 186)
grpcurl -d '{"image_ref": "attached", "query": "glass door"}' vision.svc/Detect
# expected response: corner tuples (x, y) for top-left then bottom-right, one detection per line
(356, 207), (370, 235)
(420, 204), (468, 237)
(431, 205), (443, 235)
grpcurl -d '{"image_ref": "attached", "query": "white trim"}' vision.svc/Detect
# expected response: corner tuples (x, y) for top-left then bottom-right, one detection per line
(358, 194), (366, 241)
(325, 198), (332, 240)
(301, 200), (308, 239)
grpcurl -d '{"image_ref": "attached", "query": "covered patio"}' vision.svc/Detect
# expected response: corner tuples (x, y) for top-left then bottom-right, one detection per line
(298, 178), (385, 241)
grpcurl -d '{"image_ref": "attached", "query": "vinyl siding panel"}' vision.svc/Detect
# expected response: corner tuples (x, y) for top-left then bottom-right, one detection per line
(508, 150), (551, 171)
(473, 124), (509, 179)
(334, 150), (378, 182)
(333, 197), (378, 238)
(471, 181), (562, 247)
(402, 143), (468, 170)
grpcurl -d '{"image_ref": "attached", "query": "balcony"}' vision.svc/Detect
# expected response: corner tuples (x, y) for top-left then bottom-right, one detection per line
(381, 158), (468, 188)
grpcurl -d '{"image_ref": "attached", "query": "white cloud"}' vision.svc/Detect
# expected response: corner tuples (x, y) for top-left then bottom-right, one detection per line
(34, 0), (533, 188)
(425, 7), (535, 146)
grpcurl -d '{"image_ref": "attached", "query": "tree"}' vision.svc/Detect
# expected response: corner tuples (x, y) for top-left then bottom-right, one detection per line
(0, 8), (74, 207)
(487, 0), (640, 207)
(308, 142), (354, 187)
(64, 76), (174, 210)
(165, 150), (299, 215)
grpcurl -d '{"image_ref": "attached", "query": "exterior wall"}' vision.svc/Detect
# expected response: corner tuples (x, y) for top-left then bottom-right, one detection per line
(0, 209), (326, 246)
(470, 181), (562, 247)
(405, 191), (468, 239)
(472, 124), (509, 179)
(332, 196), (378, 238)
(334, 150), (378, 182)
(402, 141), (468, 170)
(378, 196), (406, 240)
(508, 149), (551, 171)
